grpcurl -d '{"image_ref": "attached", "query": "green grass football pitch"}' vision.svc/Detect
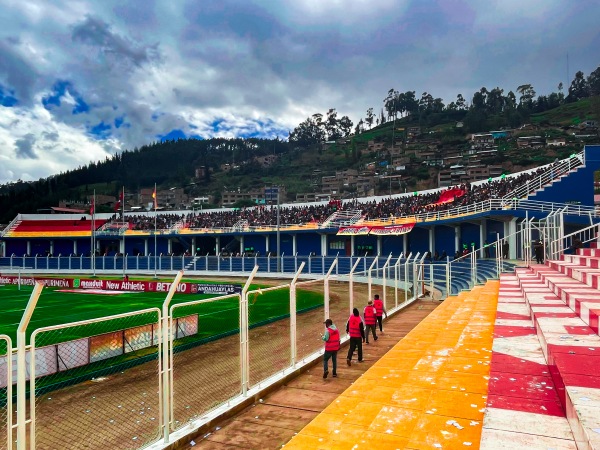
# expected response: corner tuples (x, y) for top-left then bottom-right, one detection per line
(0, 278), (325, 345)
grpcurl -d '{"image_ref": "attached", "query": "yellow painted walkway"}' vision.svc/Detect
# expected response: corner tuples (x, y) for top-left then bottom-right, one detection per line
(283, 281), (499, 450)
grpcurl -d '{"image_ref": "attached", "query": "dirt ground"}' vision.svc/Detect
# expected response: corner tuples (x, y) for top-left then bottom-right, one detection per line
(0, 279), (401, 450)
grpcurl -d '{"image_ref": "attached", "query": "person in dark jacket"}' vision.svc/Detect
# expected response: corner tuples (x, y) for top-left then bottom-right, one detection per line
(346, 308), (365, 366)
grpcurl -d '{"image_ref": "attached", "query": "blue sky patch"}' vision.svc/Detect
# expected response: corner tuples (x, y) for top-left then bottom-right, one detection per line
(159, 129), (186, 142)
(42, 80), (89, 114)
(0, 85), (18, 107)
(89, 121), (111, 138)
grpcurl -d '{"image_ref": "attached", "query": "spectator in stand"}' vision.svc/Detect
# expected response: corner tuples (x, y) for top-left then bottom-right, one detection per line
(110, 164), (555, 233)
(567, 237), (583, 255)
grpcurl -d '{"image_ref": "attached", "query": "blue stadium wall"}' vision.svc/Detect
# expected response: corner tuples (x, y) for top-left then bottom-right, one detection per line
(528, 145), (600, 205)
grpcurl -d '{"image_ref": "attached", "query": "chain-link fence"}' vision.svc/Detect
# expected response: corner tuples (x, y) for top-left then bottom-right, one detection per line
(294, 279), (326, 363)
(29, 309), (161, 450)
(247, 284), (291, 389)
(0, 336), (12, 450)
(0, 258), (425, 449)
(170, 294), (241, 430)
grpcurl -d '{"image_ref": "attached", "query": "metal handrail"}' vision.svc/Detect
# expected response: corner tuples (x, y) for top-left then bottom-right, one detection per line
(548, 222), (600, 260)
(502, 151), (584, 201)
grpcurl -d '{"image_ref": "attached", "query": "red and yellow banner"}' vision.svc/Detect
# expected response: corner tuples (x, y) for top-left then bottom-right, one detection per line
(337, 222), (415, 236)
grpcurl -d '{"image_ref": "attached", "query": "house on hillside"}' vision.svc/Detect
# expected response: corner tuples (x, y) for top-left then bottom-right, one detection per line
(547, 138), (567, 147)
(517, 136), (545, 149)
(490, 130), (512, 139)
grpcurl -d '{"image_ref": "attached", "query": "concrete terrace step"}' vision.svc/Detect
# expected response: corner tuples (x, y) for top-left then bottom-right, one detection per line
(483, 275), (576, 449)
(563, 254), (600, 268)
(549, 260), (600, 289)
(579, 248), (600, 257)
(527, 265), (600, 336)
(511, 269), (600, 450)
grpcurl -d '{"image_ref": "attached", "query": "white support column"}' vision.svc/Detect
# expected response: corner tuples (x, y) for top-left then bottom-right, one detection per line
(321, 234), (327, 256)
(403, 234), (408, 255)
(265, 235), (270, 253)
(239, 235), (245, 254)
(120, 239), (125, 254)
(292, 234), (297, 255)
(167, 238), (172, 254)
(192, 237), (196, 255)
(50, 240), (54, 256)
(73, 240), (77, 255)
(216, 236), (221, 254)
(479, 219), (487, 258)
(428, 227), (435, 254)
(144, 238), (149, 256)
(350, 235), (355, 255)
(454, 225), (461, 254)
(26, 240), (31, 256)
(377, 236), (382, 255)
(508, 218), (518, 259)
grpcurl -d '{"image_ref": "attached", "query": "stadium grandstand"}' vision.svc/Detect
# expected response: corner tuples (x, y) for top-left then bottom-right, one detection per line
(0, 147), (595, 263)
(1, 146), (600, 450)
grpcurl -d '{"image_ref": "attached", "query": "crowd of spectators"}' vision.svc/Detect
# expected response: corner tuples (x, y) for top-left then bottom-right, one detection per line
(120, 166), (549, 231)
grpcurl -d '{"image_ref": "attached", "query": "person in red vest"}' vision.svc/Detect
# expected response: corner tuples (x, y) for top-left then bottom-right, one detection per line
(346, 308), (365, 366)
(373, 294), (388, 333)
(322, 318), (340, 379)
(363, 300), (378, 344)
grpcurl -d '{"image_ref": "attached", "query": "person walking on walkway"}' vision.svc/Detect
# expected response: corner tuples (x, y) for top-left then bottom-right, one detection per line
(346, 308), (365, 366)
(322, 318), (340, 379)
(373, 294), (388, 333)
(363, 300), (378, 344)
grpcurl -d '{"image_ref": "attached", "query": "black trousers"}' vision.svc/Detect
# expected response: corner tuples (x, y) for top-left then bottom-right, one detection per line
(377, 316), (383, 332)
(347, 337), (363, 362)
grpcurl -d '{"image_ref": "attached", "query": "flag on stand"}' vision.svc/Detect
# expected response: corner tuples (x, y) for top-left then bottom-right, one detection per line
(114, 188), (124, 212)
(89, 197), (95, 215)
(152, 186), (157, 209)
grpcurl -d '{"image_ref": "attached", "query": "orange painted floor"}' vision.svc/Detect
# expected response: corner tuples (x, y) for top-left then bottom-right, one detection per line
(282, 281), (499, 450)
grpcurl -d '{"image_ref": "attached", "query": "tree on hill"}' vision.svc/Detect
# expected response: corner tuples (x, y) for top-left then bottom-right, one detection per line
(365, 107), (374, 129)
(289, 115), (326, 147)
(588, 67), (600, 96)
(567, 71), (589, 102)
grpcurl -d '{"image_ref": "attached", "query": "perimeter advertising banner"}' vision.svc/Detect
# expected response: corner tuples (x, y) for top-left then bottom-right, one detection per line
(337, 222), (416, 236)
(0, 275), (241, 295)
(369, 222), (416, 235)
(336, 226), (371, 235)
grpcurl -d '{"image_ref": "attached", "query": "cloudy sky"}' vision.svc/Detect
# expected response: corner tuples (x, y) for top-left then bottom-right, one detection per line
(0, 0), (598, 184)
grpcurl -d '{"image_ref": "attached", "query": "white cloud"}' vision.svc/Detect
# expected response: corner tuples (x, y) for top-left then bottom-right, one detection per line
(0, 104), (113, 182)
(0, 0), (598, 185)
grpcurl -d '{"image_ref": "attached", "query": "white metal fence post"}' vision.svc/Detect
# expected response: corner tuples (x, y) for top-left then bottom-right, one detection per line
(404, 253), (413, 303)
(394, 254), (403, 308)
(241, 266), (259, 396)
(367, 258), (377, 301)
(289, 262), (305, 368)
(161, 271), (183, 442)
(382, 253), (393, 311)
(17, 282), (44, 450)
(323, 259), (338, 320)
(348, 258), (362, 315)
